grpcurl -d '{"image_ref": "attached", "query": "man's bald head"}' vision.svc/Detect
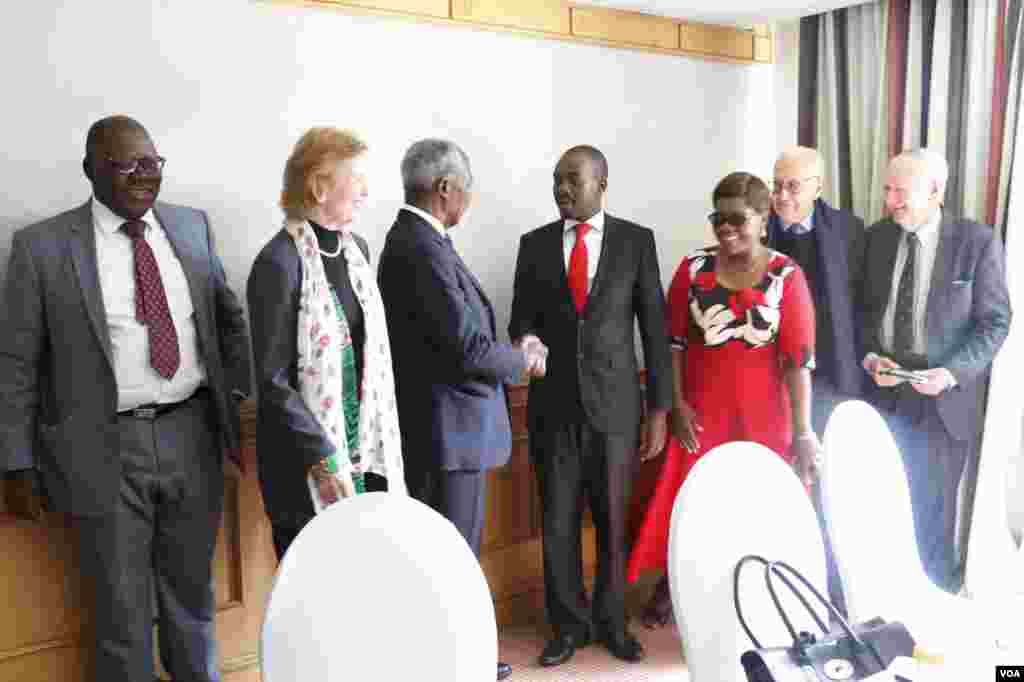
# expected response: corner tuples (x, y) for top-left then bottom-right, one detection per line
(82, 115), (161, 221)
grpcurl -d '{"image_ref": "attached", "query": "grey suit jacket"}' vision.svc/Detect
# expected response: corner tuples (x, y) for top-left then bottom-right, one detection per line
(0, 201), (251, 516)
(856, 215), (1012, 440)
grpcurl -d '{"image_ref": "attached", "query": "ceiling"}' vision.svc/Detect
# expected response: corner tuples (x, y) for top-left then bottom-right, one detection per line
(572, 0), (872, 27)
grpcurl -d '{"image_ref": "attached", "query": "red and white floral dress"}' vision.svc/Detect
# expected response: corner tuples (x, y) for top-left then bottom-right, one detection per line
(627, 247), (816, 581)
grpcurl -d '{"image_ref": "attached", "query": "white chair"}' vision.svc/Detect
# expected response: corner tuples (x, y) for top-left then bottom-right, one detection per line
(821, 400), (1011, 676)
(667, 441), (828, 682)
(260, 492), (498, 681)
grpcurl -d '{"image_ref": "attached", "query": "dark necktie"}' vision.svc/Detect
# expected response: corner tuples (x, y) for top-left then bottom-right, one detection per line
(121, 220), (180, 379)
(892, 231), (920, 356)
(568, 223), (592, 314)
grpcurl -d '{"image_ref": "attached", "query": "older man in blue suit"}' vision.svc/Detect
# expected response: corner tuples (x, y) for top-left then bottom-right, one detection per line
(378, 139), (543, 682)
(859, 149), (1011, 593)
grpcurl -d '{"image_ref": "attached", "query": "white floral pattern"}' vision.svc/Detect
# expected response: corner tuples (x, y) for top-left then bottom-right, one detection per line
(685, 248), (797, 352)
(286, 220), (407, 511)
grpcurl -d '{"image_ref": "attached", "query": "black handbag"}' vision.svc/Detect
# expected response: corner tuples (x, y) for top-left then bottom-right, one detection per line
(733, 555), (916, 682)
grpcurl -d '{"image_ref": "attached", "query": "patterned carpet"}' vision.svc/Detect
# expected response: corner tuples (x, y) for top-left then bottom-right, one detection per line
(228, 623), (690, 682)
(497, 624), (690, 682)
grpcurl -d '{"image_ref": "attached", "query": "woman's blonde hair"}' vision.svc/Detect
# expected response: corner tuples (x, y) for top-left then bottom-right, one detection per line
(280, 127), (368, 220)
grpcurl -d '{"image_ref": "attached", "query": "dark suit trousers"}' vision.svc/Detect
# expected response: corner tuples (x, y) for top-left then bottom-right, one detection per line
(534, 422), (633, 639)
(76, 393), (223, 682)
(880, 387), (969, 593)
(406, 468), (488, 558)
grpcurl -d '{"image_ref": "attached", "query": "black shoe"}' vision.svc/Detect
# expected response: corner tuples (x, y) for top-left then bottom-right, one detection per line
(538, 632), (590, 667)
(497, 661), (512, 680)
(599, 630), (646, 662)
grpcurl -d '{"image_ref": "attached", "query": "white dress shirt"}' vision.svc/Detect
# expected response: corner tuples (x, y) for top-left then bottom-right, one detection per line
(402, 203), (448, 238)
(882, 208), (942, 356)
(563, 210), (605, 293)
(92, 197), (205, 411)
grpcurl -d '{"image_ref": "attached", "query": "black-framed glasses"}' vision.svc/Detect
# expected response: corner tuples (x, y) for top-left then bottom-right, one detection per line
(708, 210), (754, 228)
(106, 155), (166, 176)
(771, 176), (819, 195)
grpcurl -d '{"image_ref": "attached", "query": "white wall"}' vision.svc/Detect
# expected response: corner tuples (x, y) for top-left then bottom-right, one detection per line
(0, 0), (799, 342)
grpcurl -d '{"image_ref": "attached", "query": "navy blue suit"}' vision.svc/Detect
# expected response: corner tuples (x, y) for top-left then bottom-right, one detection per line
(378, 208), (525, 555)
(767, 198), (866, 433)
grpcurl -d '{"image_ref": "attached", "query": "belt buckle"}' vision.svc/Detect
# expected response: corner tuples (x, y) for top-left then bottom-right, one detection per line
(133, 406), (158, 420)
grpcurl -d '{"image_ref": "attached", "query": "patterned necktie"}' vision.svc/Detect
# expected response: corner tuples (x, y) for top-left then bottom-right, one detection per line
(893, 231), (920, 356)
(568, 223), (592, 314)
(121, 220), (180, 379)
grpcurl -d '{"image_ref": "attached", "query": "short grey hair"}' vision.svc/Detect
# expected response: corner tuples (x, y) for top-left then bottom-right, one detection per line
(401, 139), (473, 198)
(892, 148), (949, 194)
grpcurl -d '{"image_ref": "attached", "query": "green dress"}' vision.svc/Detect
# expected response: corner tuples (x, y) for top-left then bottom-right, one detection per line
(323, 287), (364, 494)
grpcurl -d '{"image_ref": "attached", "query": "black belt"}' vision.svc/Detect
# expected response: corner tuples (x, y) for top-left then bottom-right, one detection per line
(118, 387), (209, 420)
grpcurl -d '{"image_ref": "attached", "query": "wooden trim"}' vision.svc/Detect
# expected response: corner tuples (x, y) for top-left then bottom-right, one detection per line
(0, 637), (78, 663)
(262, 0), (773, 65)
(222, 652), (261, 673)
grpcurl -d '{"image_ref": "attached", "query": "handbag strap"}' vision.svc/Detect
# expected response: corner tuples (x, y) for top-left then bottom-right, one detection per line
(764, 560), (887, 670)
(733, 554), (828, 649)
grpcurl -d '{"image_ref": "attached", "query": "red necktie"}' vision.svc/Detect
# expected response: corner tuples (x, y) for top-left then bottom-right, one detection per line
(568, 222), (592, 314)
(121, 220), (180, 379)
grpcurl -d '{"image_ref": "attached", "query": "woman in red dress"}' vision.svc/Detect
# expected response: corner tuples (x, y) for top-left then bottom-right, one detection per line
(628, 172), (822, 627)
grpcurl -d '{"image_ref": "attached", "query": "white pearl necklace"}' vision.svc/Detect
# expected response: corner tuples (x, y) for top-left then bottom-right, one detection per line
(319, 240), (342, 258)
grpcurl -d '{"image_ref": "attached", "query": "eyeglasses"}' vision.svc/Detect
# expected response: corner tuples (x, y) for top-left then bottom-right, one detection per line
(708, 210), (755, 228)
(105, 155), (166, 176)
(771, 176), (819, 195)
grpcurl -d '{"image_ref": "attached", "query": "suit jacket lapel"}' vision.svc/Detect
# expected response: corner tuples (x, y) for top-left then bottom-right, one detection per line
(155, 203), (211, 355)
(813, 201), (845, 301)
(403, 209), (497, 337)
(541, 220), (578, 316)
(875, 220), (902, 294)
(925, 216), (959, 346)
(586, 215), (615, 307)
(66, 202), (114, 371)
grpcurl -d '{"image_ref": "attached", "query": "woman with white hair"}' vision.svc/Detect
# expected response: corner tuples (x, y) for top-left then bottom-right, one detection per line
(248, 127), (405, 560)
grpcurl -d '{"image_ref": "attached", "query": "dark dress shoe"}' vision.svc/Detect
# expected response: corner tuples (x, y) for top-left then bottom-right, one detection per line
(538, 632), (590, 667)
(599, 630), (646, 662)
(497, 661), (512, 680)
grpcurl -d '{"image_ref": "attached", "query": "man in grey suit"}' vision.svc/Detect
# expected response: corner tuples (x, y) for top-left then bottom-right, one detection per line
(0, 116), (251, 681)
(858, 149), (1011, 593)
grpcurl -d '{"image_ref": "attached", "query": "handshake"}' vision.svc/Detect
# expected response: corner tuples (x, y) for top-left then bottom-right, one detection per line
(517, 334), (549, 380)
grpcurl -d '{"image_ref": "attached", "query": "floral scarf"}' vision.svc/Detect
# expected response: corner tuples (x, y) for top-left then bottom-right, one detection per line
(285, 220), (406, 511)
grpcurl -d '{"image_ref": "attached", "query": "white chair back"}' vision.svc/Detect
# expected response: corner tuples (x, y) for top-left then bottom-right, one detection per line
(260, 493), (497, 682)
(820, 400), (926, 625)
(668, 441), (827, 682)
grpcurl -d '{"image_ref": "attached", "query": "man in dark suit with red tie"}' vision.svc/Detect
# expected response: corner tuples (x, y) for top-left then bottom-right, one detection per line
(858, 149), (1011, 593)
(509, 146), (673, 666)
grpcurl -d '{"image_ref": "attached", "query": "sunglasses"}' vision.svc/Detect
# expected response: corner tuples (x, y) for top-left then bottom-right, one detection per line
(707, 211), (755, 228)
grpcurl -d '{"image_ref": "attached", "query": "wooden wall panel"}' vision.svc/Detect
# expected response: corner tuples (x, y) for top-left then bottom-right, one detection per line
(451, 0), (570, 34)
(681, 21), (755, 61)
(571, 6), (679, 51)
(293, 0), (770, 64)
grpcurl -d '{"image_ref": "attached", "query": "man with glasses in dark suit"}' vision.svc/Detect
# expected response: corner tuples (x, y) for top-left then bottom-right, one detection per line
(0, 115), (251, 681)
